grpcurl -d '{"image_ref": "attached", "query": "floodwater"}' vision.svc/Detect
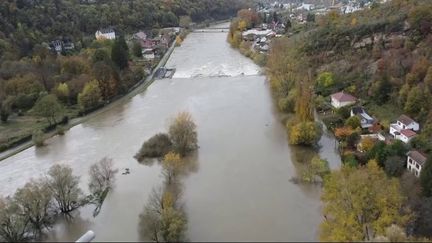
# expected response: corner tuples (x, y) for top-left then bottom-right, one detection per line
(0, 23), (340, 241)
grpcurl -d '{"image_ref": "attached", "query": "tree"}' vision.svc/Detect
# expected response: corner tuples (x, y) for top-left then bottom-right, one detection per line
(414, 197), (432, 237)
(404, 85), (430, 116)
(32, 94), (63, 126)
(111, 36), (129, 70)
(46, 164), (83, 214)
(14, 180), (54, 237)
(0, 197), (31, 242)
(132, 41), (143, 58)
(288, 121), (322, 146)
(316, 72), (335, 94)
(421, 157), (432, 197)
(162, 152), (183, 185)
(303, 156), (330, 182)
(168, 112), (198, 156)
(92, 49), (111, 63)
(384, 155), (405, 177)
(179, 16), (192, 29)
(88, 158), (118, 196)
(345, 116), (361, 129)
(160, 207), (187, 242)
(359, 137), (375, 152)
(284, 19), (292, 32)
(135, 133), (173, 161)
(78, 80), (102, 111)
(321, 160), (410, 241)
(54, 83), (70, 104)
(32, 129), (45, 147)
(0, 96), (12, 123)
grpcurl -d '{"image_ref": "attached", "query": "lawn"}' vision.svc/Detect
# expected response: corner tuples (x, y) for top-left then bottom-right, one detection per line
(365, 103), (403, 129)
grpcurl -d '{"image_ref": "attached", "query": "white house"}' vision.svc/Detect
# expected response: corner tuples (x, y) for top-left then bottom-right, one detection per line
(95, 27), (116, 40)
(330, 91), (357, 108)
(395, 129), (417, 144)
(350, 107), (374, 129)
(407, 150), (427, 177)
(142, 48), (155, 61)
(389, 115), (419, 137)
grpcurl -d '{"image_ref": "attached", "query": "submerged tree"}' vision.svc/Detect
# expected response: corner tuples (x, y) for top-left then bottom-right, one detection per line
(162, 152), (183, 185)
(168, 112), (198, 156)
(0, 197), (31, 242)
(14, 180), (54, 238)
(46, 164), (83, 214)
(88, 157), (118, 196)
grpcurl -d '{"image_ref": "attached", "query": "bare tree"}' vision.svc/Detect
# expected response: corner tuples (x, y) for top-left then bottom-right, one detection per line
(88, 157), (118, 195)
(45, 164), (83, 214)
(0, 197), (31, 242)
(14, 179), (54, 238)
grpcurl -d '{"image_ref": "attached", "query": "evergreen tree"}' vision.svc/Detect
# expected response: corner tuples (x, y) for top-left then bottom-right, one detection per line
(111, 37), (129, 70)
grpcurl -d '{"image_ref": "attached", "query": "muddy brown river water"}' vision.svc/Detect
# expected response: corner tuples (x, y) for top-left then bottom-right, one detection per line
(0, 23), (340, 241)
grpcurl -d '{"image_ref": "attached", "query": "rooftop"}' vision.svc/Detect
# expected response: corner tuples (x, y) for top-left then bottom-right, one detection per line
(400, 129), (417, 138)
(398, 115), (416, 126)
(331, 91), (357, 102)
(407, 150), (427, 166)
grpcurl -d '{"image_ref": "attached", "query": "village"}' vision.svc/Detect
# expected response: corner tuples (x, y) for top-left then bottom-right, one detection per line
(237, 0), (391, 57)
(326, 91), (426, 177)
(47, 26), (181, 78)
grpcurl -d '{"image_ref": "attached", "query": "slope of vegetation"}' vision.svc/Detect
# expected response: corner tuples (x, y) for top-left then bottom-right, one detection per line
(265, 0), (432, 239)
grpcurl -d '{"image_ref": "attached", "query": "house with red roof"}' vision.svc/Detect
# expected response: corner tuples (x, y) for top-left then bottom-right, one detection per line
(330, 91), (357, 108)
(396, 129), (417, 144)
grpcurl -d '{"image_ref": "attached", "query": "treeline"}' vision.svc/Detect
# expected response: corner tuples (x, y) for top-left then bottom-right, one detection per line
(0, 158), (118, 241)
(265, 0), (432, 240)
(137, 111), (198, 242)
(0, 0), (249, 59)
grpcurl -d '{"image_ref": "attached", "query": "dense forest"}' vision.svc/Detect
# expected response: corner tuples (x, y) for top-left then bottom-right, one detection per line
(263, 0), (432, 240)
(0, 0), (249, 152)
(0, 0), (248, 58)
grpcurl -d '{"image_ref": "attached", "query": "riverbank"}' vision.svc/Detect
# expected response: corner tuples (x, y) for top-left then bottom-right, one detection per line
(0, 41), (177, 162)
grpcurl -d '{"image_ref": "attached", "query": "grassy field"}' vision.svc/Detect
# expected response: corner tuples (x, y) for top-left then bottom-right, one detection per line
(0, 107), (80, 152)
(365, 103), (403, 129)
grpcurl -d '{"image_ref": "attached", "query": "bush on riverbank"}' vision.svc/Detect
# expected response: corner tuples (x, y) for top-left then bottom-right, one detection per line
(135, 133), (173, 161)
(32, 129), (45, 147)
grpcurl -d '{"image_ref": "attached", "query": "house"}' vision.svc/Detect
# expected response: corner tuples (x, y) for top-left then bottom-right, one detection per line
(49, 39), (75, 54)
(142, 48), (155, 61)
(390, 115), (420, 137)
(50, 40), (63, 53)
(330, 91), (357, 108)
(350, 107), (374, 129)
(132, 31), (147, 41)
(395, 129), (417, 144)
(95, 27), (116, 40)
(407, 150), (427, 177)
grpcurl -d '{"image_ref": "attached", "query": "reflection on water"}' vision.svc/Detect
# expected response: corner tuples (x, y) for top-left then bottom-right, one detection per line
(0, 23), (340, 241)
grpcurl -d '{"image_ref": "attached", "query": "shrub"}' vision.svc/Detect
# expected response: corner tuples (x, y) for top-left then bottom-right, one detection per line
(288, 121), (322, 146)
(56, 126), (66, 136)
(135, 133), (173, 161)
(32, 129), (45, 147)
(169, 112), (198, 156)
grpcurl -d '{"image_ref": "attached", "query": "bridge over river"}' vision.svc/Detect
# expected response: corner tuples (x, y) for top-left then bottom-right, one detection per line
(192, 27), (230, 33)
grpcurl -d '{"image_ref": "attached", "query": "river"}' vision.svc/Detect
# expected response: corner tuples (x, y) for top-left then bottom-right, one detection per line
(0, 23), (340, 241)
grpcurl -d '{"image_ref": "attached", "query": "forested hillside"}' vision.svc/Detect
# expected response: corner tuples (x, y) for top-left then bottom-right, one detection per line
(266, 0), (432, 240)
(0, 0), (248, 59)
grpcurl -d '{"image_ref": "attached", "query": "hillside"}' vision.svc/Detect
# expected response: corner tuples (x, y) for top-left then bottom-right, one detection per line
(265, 0), (432, 239)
